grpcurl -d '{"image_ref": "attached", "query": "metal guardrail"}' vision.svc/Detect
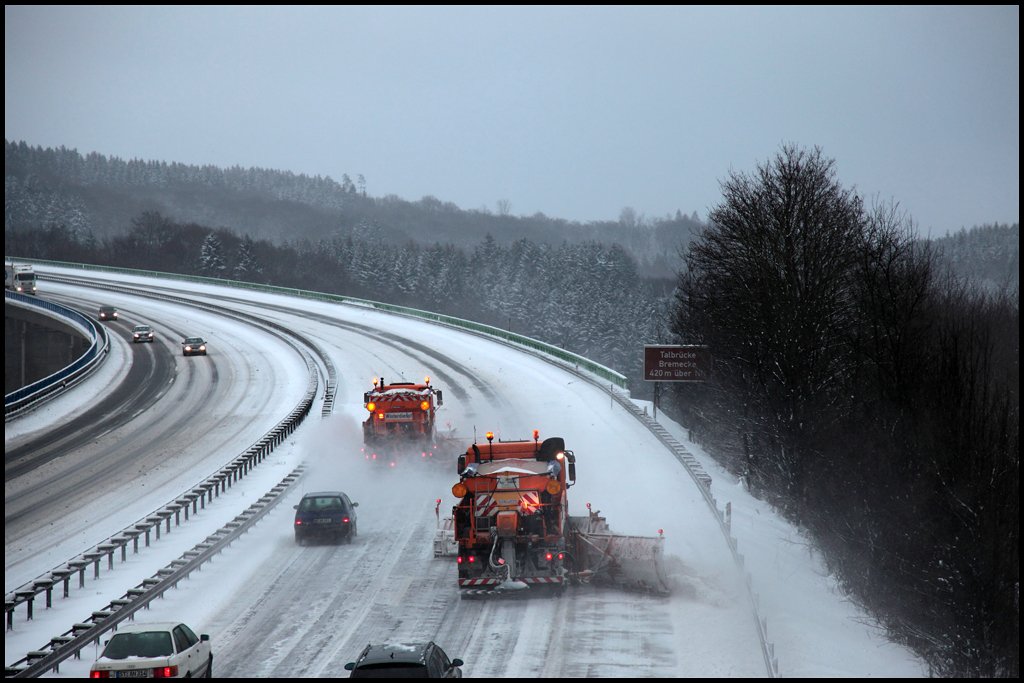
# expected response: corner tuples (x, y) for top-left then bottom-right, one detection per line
(4, 290), (110, 419)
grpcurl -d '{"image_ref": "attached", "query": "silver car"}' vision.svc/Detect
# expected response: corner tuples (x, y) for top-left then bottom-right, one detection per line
(132, 325), (155, 343)
(90, 621), (212, 678)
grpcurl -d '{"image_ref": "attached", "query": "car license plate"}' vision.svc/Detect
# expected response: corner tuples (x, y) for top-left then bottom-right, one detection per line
(315, 517), (333, 524)
(112, 670), (151, 678)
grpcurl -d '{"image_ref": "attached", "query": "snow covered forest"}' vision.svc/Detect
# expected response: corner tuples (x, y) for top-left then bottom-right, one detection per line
(5, 140), (1019, 676)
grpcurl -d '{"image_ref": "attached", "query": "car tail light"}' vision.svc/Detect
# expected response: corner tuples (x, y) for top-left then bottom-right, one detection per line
(153, 665), (178, 678)
(342, 517), (350, 523)
(89, 671), (110, 679)
(295, 520), (303, 526)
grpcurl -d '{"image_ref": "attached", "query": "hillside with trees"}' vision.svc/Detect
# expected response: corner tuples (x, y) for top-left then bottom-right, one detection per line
(932, 222), (1020, 293)
(4, 140), (700, 280)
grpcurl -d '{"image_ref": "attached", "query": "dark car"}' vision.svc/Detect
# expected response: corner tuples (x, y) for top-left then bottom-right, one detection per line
(182, 337), (208, 356)
(98, 305), (119, 321)
(294, 491), (358, 545)
(131, 325), (155, 343)
(345, 642), (463, 678)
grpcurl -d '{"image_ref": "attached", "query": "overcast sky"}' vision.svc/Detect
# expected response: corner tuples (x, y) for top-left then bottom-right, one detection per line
(5, 6), (1018, 236)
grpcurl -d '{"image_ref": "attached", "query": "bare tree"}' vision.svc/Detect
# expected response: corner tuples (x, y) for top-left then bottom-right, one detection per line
(677, 145), (865, 500)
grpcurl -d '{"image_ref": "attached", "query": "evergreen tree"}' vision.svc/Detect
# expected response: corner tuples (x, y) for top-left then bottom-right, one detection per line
(198, 233), (227, 276)
(234, 236), (263, 281)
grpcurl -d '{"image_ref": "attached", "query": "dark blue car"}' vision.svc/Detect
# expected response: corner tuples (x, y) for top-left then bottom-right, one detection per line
(294, 491), (358, 545)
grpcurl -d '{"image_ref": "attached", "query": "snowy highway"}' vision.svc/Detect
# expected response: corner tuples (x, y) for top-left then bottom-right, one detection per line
(4, 268), (925, 677)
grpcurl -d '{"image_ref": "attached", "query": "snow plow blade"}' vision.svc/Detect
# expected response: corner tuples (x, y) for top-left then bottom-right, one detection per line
(568, 510), (671, 596)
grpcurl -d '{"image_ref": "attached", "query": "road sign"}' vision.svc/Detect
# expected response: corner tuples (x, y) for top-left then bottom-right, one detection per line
(643, 345), (712, 382)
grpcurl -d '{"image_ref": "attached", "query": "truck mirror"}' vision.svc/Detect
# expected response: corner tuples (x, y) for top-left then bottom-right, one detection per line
(436, 390), (443, 406)
(363, 392), (371, 404)
(457, 454), (466, 474)
(568, 463), (576, 484)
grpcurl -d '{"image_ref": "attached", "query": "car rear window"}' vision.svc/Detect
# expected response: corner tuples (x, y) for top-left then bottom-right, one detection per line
(102, 631), (174, 659)
(299, 496), (345, 512)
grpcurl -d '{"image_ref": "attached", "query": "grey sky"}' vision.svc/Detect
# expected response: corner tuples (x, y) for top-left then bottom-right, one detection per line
(5, 6), (1018, 236)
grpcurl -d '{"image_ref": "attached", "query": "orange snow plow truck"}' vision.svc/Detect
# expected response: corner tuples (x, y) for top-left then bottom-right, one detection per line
(446, 432), (670, 597)
(363, 377), (443, 458)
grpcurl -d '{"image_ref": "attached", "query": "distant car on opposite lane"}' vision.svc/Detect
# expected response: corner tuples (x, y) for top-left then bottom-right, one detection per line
(98, 305), (119, 321)
(182, 337), (208, 356)
(89, 621), (212, 679)
(294, 491), (358, 545)
(345, 641), (463, 678)
(131, 325), (155, 343)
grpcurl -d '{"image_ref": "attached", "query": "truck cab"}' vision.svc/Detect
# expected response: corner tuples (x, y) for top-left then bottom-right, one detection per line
(5, 264), (37, 294)
(362, 376), (443, 450)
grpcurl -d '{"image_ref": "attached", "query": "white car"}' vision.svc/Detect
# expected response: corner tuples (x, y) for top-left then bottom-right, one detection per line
(89, 621), (212, 678)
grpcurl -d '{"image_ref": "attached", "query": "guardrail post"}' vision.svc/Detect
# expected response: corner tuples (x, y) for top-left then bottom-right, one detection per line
(71, 623), (94, 650)
(124, 529), (142, 553)
(50, 635), (74, 662)
(68, 560), (89, 589)
(34, 580), (55, 609)
(84, 552), (104, 580)
(171, 502), (184, 525)
(97, 544), (116, 570)
(159, 510), (174, 534)
(51, 569), (73, 598)
(113, 536), (129, 562)
(15, 591), (35, 621)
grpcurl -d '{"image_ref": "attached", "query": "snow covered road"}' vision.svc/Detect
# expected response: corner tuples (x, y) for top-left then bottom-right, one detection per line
(5, 267), (925, 677)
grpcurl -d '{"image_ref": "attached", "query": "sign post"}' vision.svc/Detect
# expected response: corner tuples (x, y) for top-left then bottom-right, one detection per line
(643, 345), (713, 419)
